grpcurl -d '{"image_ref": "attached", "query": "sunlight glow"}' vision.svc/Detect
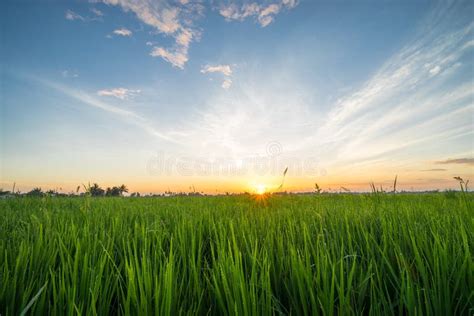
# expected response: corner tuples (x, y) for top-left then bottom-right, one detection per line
(255, 184), (267, 195)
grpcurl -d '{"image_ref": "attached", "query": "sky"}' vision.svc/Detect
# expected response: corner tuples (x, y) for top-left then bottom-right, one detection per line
(1, 0), (473, 194)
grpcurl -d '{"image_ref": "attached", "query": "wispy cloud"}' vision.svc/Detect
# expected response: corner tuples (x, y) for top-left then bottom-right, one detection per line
(436, 158), (474, 165)
(219, 1), (298, 27)
(201, 65), (232, 76)
(150, 46), (188, 69)
(25, 76), (178, 143)
(65, 10), (85, 21)
(429, 65), (441, 76)
(99, 1), (298, 68)
(170, 75), (313, 156)
(91, 8), (104, 17)
(113, 28), (132, 36)
(221, 78), (233, 89)
(167, 1), (473, 168)
(421, 168), (447, 172)
(258, 4), (280, 27)
(101, 0), (203, 68)
(61, 70), (79, 78)
(97, 87), (140, 100)
(65, 9), (102, 22)
(201, 64), (233, 89)
(296, 2), (474, 165)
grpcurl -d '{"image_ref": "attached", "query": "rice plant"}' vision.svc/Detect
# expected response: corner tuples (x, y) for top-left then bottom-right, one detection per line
(1, 194), (473, 315)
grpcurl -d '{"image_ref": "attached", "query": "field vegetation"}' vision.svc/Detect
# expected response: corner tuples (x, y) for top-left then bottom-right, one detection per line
(1, 193), (473, 315)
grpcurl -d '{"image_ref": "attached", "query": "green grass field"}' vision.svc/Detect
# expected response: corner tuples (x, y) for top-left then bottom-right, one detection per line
(1, 194), (473, 315)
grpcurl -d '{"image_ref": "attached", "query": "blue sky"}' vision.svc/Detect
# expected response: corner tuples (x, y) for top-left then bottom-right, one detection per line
(1, 0), (473, 194)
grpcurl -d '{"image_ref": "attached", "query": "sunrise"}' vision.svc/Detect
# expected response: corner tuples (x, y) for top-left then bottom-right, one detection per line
(1, 0), (473, 315)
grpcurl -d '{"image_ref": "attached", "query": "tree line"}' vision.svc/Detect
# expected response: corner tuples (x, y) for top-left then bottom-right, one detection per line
(0, 183), (134, 197)
(83, 183), (129, 197)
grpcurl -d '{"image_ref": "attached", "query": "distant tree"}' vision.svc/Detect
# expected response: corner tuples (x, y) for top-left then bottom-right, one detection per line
(0, 189), (11, 196)
(119, 184), (128, 195)
(106, 187), (120, 196)
(105, 185), (128, 196)
(130, 192), (140, 197)
(88, 183), (105, 197)
(27, 187), (44, 197)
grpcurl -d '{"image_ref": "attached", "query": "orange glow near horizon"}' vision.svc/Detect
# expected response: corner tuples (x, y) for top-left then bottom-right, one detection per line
(255, 184), (267, 195)
(2, 166), (473, 195)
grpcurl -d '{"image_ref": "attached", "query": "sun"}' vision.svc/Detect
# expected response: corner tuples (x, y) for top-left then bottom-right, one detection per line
(255, 184), (267, 195)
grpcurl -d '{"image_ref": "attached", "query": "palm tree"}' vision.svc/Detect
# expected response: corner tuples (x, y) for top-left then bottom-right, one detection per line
(105, 187), (120, 196)
(88, 183), (105, 197)
(119, 184), (128, 195)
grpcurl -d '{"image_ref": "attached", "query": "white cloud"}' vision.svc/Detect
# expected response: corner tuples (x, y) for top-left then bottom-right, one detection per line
(61, 70), (79, 78)
(219, 4), (241, 20)
(298, 6), (474, 164)
(175, 28), (193, 47)
(242, 3), (261, 17)
(32, 78), (177, 143)
(113, 28), (133, 36)
(91, 8), (104, 16)
(171, 77), (312, 156)
(101, 0), (201, 68)
(97, 87), (141, 100)
(65, 10), (85, 21)
(201, 64), (233, 89)
(150, 47), (188, 69)
(221, 78), (232, 89)
(283, 0), (298, 8)
(201, 64), (232, 76)
(165, 1), (472, 169)
(66, 8), (103, 22)
(429, 65), (441, 76)
(219, 1), (297, 27)
(258, 4), (280, 27)
(102, 1), (181, 34)
(99, 0), (298, 67)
